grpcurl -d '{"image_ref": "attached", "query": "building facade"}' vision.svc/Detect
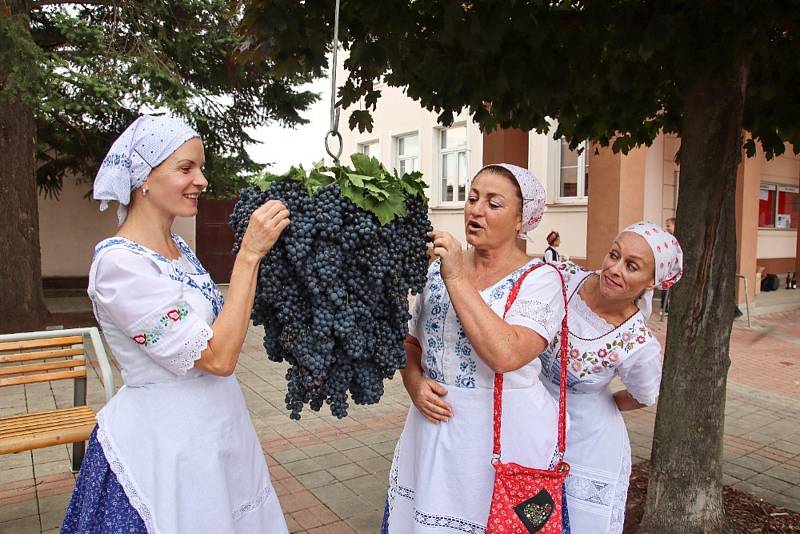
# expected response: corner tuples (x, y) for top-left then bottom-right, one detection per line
(337, 83), (800, 304)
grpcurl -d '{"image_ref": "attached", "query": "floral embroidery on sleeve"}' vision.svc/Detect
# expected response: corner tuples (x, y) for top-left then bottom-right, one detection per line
(131, 304), (189, 346)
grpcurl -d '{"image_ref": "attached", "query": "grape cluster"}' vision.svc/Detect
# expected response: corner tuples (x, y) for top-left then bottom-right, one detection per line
(231, 181), (431, 419)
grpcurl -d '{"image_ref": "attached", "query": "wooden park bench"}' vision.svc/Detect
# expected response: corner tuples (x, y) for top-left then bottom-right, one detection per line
(0, 327), (114, 472)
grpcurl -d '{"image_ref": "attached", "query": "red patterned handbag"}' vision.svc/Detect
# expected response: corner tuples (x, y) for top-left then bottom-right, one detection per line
(486, 262), (570, 534)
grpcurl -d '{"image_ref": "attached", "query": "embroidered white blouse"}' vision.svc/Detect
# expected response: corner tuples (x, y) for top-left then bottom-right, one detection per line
(88, 234), (287, 534)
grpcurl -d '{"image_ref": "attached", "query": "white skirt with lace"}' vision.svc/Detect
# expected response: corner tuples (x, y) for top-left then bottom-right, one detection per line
(96, 374), (287, 534)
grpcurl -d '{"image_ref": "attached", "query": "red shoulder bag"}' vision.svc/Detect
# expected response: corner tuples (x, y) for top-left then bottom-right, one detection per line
(486, 262), (570, 534)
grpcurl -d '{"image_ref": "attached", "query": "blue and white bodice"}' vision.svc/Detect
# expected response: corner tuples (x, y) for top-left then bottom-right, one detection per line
(408, 258), (566, 390)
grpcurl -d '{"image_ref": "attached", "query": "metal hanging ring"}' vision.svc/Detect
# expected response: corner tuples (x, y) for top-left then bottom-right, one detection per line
(325, 130), (343, 163)
(325, 0), (342, 165)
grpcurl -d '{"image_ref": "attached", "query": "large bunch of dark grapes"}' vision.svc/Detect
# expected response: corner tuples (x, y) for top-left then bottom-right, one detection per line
(230, 181), (431, 419)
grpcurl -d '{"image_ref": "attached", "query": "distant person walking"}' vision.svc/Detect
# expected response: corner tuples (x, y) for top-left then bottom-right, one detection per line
(544, 230), (561, 263)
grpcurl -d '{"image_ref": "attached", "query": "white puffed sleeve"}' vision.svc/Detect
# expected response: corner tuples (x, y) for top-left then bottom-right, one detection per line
(505, 265), (566, 345)
(91, 248), (213, 375)
(616, 340), (663, 406)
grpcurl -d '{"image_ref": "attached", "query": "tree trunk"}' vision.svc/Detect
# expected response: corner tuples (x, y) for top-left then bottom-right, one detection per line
(638, 63), (749, 533)
(0, 2), (50, 334)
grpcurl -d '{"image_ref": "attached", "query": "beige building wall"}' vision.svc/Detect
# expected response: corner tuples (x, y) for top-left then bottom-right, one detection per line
(39, 178), (196, 279)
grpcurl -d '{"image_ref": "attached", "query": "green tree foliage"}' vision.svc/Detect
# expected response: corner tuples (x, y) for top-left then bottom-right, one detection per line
(3, 0), (318, 199)
(236, 2), (799, 532)
(236, 0), (798, 157)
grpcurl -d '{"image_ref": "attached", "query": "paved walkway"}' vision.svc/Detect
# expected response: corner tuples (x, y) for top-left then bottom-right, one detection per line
(1, 309), (798, 533)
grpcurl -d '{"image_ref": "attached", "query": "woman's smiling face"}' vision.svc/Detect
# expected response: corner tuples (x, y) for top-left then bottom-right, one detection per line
(599, 231), (656, 302)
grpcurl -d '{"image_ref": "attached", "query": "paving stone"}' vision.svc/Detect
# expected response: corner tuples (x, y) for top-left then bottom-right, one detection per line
(283, 458), (324, 477)
(0, 498), (37, 523)
(747, 473), (794, 494)
(764, 465), (800, 485)
(328, 437), (363, 451)
(310, 483), (370, 520)
(297, 469), (336, 489)
(328, 463), (368, 482)
(729, 453), (778, 473)
(299, 443), (337, 458)
(342, 446), (380, 462)
(0, 515), (41, 534)
(272, 447), (309, 464)
(345, 509), (384, 534)
(314, 451), (352, 469)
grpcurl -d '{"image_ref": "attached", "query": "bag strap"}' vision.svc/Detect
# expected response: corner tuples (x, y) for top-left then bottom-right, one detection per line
(492, 262), (569, 465)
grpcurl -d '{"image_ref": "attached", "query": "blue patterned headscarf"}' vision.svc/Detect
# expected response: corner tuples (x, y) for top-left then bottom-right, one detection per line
(94, 115), (199, 224)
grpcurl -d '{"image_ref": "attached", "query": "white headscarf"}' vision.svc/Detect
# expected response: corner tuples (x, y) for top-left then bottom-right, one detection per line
(476, 163), (547, 239)
(621, 221), (684, 319)
(94, 115), (199, 224)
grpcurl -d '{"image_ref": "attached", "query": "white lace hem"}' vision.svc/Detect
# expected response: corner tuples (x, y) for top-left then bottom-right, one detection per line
(167, 326), (212, 375)
(232, 478), (274, 522)
(96, 417), (157, 534)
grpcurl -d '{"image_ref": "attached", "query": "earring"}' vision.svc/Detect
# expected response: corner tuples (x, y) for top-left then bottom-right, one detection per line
(141, 186), (149, 197)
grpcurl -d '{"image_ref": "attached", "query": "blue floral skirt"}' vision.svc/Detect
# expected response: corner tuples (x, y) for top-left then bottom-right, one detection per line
(61, 426), (147, 534)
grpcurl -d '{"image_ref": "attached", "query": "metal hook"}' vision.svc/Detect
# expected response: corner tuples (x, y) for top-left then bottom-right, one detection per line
(325, 0), (342, 164)
(325, 130), (343, 164)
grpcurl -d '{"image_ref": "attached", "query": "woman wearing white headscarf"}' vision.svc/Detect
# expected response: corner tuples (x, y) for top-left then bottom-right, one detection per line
(61, 116), (290, 533)
(538, 221), (684, 534)
(382, 164), (567, 533)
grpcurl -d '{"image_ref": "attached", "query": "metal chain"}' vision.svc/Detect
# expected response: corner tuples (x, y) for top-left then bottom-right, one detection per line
(324, 0), (343, 164)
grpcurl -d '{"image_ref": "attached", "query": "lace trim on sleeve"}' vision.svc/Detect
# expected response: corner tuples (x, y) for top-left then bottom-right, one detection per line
(166, 326), (212, 375)
(508, 299), (554, 329)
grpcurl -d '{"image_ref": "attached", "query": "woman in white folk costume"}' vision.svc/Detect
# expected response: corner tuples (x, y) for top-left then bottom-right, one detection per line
(538, 221), (683, 533)
(61, 116), (290, 534)
(382, 164), (567, 533)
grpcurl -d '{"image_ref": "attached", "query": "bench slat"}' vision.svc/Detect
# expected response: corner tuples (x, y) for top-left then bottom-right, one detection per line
(1, 415), (96, 438)
(0, 359), (86, 377)
(0, 408), (95, 433)
(0, 369), (86, 388)
(0, 406), (89, 423)
(0, 348), (84, 364)
(0, 336), (83, 352)
(0, 423), (96, 455)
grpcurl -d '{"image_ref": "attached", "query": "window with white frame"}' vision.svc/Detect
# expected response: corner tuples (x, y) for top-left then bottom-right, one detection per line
(557, 138), (589, 200)
(438, 125), (468, 204)
(394, 133), (419, 175)
(357, 140), (379, 158)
